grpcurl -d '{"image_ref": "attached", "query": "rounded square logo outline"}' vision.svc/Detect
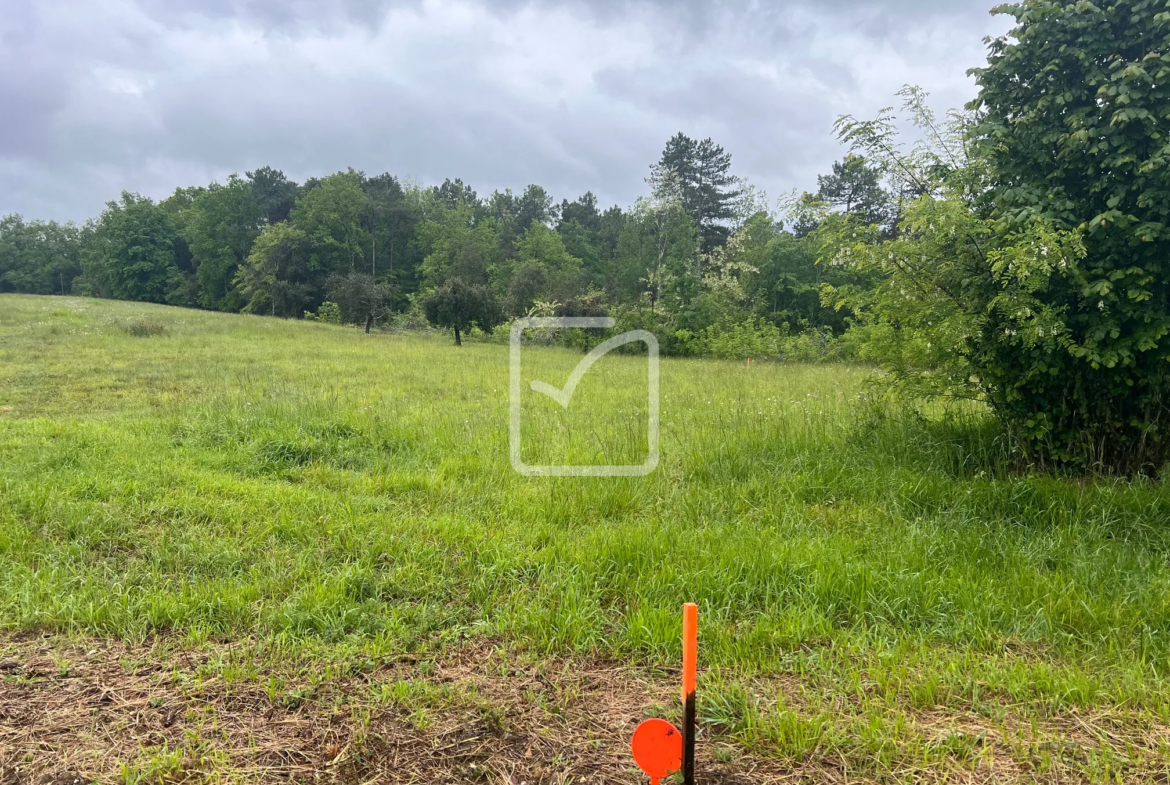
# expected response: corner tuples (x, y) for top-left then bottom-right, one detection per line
(509, 317), (659, 477)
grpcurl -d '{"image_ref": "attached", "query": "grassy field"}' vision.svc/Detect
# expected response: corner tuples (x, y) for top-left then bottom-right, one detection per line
(2, 293), (1170, 783)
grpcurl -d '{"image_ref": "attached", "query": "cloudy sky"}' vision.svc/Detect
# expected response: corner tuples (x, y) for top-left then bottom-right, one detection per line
(1, 0), (1012, 222)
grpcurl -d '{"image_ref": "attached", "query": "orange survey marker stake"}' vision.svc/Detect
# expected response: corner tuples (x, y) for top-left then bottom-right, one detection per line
(631, 603), (699, 785)
(682, 602), (698, 785)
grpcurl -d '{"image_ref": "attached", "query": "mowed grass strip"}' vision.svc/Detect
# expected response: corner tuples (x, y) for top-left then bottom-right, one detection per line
(2, 293), (1170, 781)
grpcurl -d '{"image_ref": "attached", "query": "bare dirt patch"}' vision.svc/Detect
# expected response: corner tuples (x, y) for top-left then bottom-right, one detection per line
(3, 634), (1168, 784)
(0, 634), (781, 784)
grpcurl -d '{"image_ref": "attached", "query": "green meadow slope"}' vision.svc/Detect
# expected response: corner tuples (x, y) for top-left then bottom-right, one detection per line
(2, 294), (1170, 782)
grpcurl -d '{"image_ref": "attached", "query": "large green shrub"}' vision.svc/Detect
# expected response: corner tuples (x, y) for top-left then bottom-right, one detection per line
(968, 0), (1170, 472)
(828, 1), (1170, 474)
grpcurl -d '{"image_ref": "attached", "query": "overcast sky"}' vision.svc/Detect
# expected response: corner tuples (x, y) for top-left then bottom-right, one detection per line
(0, 0), (1013, 222)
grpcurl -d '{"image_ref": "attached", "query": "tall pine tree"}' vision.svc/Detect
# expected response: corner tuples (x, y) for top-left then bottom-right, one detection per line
(653, 133), (742, 253)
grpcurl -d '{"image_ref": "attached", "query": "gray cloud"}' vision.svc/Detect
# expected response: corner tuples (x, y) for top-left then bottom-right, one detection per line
(0, 0), (1012, 222)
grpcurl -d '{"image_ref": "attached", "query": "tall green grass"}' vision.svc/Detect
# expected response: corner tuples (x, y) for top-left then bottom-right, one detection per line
(3, 294), (1170, 776)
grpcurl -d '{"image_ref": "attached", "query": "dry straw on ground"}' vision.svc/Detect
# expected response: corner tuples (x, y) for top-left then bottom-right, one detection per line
(2, 634), (1167, 784)
(1, 635), (776, 784)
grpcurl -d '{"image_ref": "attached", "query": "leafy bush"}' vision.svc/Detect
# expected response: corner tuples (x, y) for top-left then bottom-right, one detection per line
(304, 301), (341, 324)
(698, 318), (783, 360)
(827, 0), (1170, 473)
(672, 318), (853, 363)
(968, 0), (1170, 472)
(779, 329), (854, 364)
(611, 305), (680, 355)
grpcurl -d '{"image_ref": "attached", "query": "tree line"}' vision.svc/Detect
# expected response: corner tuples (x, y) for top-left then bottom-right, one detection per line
(0, 134), (897, 350)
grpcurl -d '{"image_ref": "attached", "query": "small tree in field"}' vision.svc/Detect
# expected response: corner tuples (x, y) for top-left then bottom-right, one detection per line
(326, 272), (393, 333)
(826, 0), (1170, 474)
(422, 278), (503, 346)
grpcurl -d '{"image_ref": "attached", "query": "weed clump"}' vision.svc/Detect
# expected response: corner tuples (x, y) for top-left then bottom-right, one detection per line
(122, 319), (168, 337)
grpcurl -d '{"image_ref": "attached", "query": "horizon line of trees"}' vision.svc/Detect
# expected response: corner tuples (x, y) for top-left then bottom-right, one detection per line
(0, 133), (902, 355)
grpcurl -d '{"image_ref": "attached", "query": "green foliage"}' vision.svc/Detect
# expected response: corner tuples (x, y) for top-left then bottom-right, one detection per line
(362, 172), (420, 290)
(417, 198), (499, 289)
(830, 0), (1170, 474)
(0, 215), (84, 295)
(485, 184), (557, 256)
(558, 191), (601, 233)
(966, 0), (1170, 472)
(826, 91), (1099, 459)
(816, 155), (892, 229)
(676, 318), (850, 363)
(326, 271), (393, 331)
(247, 166), (298, 225)
(654, 132), (743, 251)
(183, 175), (261, 311)
(235, 222), (313, 317)
(722, 212), (854, 333)
(308, 301), (341, 324)
(421, 277), (503, 345)
(557, 218), (602, 288)
(499, 223), (583, 315)
(688, 317), (784, 360)
(82, 192), (186, 305)
(290, 169), (368, 277)
(0, 134), (843, 364)
(615, 191), (701, 312)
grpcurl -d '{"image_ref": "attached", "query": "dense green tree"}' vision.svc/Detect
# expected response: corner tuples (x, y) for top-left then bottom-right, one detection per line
(82, 192), (185, 304)
(291, 170), (368, 278)
(595, 205), (626, 295)
(615, 189), (700, 315)
(417, 198), (499, 289)
(362, 172), (417, 283)
(816, 155), (891, 229)
(422, 277), (503, 345)
(432, 178), (477, 210)
(326, 271), (393, 333)
(654, 133), (742, 252)
(555, 192), (605, 292)
(159, 188), (203, 305)
(557, 219), (602, 290)
(485, 189), (524, 257)
(485, 184), (556, 259)
(558, 192), (601, 235)
(830, 0), (1170, 473)
(719, 213), (856, 334)
(0, 132), (896, 365)
(516, 184), (556, 230)
(504, 262), (549, 317)
(0, 216), (84, 295)
(183, 175), (261, 311)
(235, 222), (313, 317)
(499, 223), (583, 315)
(247, 167), (298, 225)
